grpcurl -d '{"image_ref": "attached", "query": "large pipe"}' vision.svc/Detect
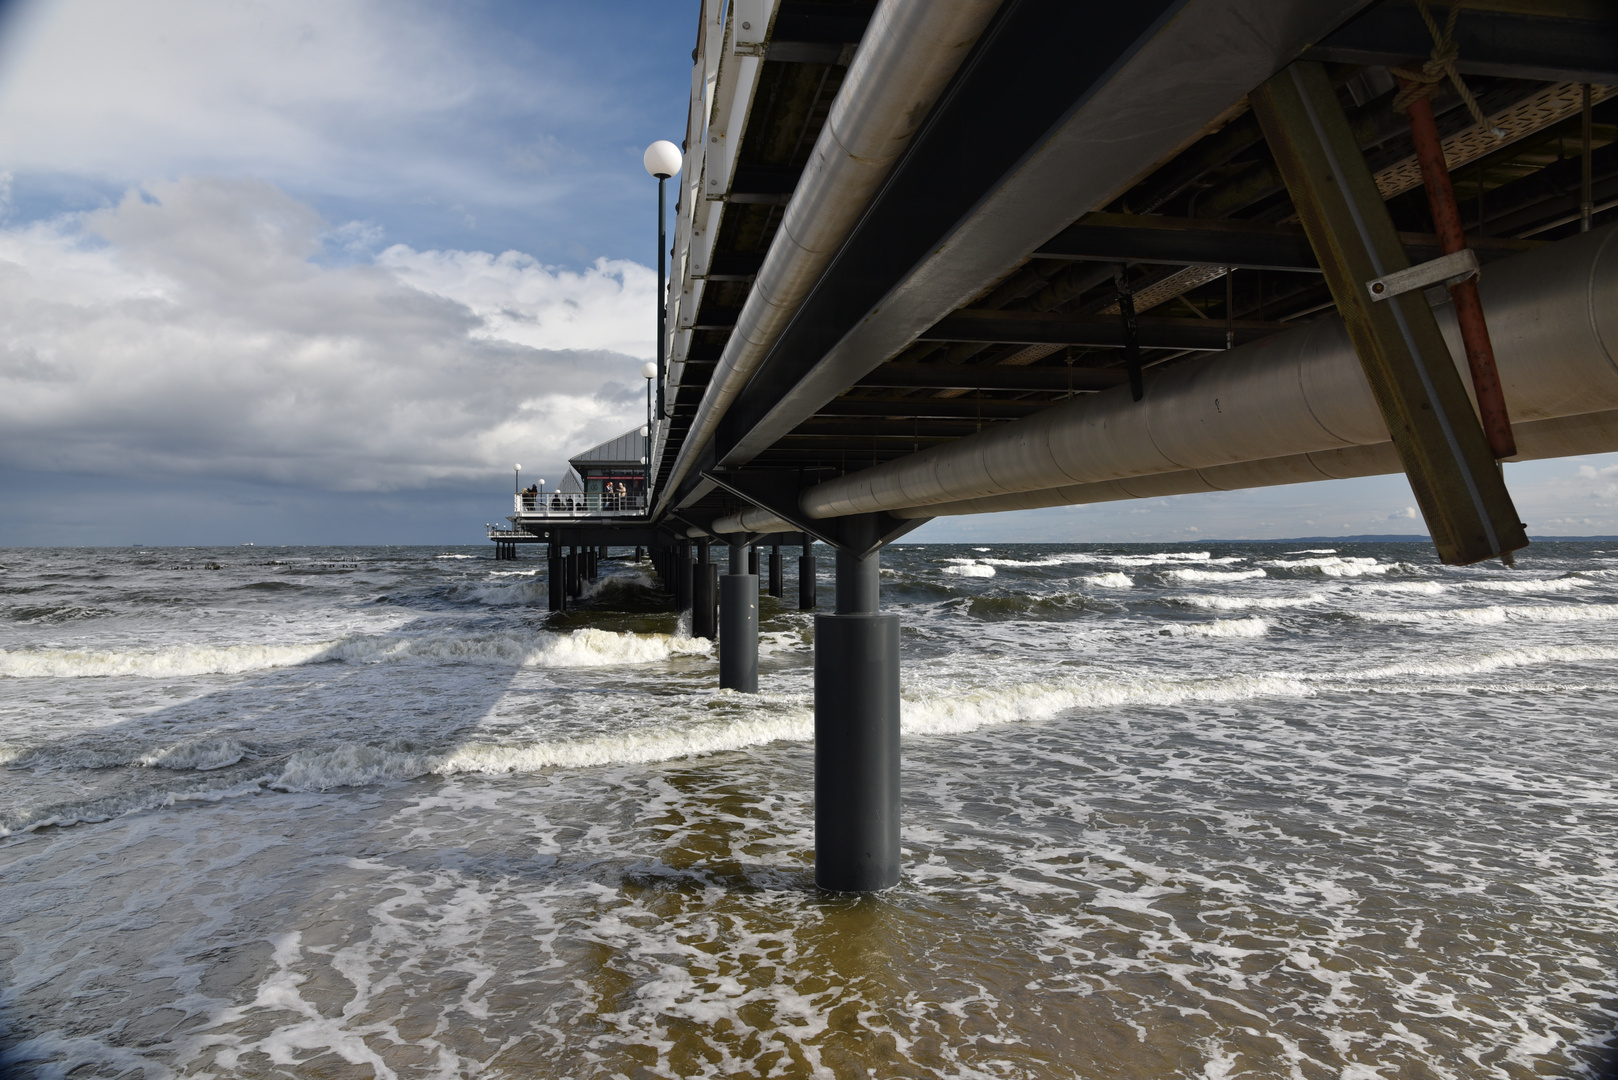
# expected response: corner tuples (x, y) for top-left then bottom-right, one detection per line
(800, 225), (1618, 519)
(890, 408), (1618, 518)
(656, 0), (1002, 512)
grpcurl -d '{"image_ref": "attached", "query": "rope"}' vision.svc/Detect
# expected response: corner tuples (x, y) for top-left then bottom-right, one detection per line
(1390, 1), (1505, 138)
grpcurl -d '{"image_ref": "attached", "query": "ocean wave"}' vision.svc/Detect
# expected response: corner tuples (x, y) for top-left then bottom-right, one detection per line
(1285, 549), (1337, 555)
(1356, 602), (1618, 626)
(0, 628), (711, 679)
(1159, 617), (1269, 638)
(138, 736), (249, 772)
(436, 553), (479, 560)
(1180, 592), (1327, 611)
(1081, 572), (1134, 588)
(942, 563), (995, 578)
(1348, 643), (1618, 681)
(1162, 568), (1267, 583)
(1261, 556), (1391, 577)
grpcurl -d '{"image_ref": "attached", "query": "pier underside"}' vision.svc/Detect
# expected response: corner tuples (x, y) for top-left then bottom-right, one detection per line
(496, 0), (1618, 889)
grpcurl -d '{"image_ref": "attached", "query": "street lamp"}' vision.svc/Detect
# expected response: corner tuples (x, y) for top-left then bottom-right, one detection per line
(643, 140), (682, 426)
(514, 463), (521, 493)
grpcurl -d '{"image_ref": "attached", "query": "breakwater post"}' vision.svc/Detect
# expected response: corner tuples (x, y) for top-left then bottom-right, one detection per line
(814, 514), (900, 891)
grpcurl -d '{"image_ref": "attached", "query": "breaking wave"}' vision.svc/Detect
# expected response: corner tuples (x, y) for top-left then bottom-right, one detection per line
(0, 628), (711, 679)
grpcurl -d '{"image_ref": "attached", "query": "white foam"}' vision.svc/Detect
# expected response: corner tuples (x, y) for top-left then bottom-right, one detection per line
(1462, 577), (1581, 595)
(0, 628), (711, 679)
(943, 562), (996, 578)
(1159, 617), (1270, 638)
(139, 736), (248, 771)
(1285, 549), (1337, 555)
(1181, 592), (1327, 611)
(1163, 568), (1267, 583)
(1082, 572), (1134, 588)
(1357, 602), (1618, 626)
(435, 553), (478, 559)
(1262, 556), (1389, 577)
(1349, 643), (1618, 681)
(901, 669), (1310, 739)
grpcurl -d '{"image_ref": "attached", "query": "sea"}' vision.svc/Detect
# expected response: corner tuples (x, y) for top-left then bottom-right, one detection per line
(1, 540), (1615, 1079)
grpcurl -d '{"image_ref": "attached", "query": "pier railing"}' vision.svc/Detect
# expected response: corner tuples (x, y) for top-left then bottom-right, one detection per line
(513, 493), (647, 517)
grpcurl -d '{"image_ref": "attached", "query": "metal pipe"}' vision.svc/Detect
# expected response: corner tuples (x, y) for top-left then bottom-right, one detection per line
(801, 225), (1618, 520)
(1404, 91), (1515, 459)
(656, 0), (1001, 512)
(889, 407), (1618, 519)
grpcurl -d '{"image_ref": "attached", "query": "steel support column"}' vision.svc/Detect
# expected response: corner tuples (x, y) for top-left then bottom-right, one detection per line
(720, 542), (759, 693)
(747, 544), (759, 577)
(1251, 62), (1526, 565)
(798, 534), (816, 611)
(692, 539), (717, 640)
(675, 541), (693, 616)
(548, 541), (565, 612)
(769, 544), (783, 598)
(814, 514), (900, 892)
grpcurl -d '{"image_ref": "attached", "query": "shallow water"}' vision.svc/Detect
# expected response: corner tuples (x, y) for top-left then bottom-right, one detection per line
(1, 541), (1615, 1078)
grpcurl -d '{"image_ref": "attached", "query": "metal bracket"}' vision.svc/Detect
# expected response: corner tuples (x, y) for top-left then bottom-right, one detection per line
(1366, 248), (1479, 301)
(703, 470), (931, 557)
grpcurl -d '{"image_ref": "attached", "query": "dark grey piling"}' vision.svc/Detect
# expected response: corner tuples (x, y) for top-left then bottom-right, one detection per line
(769, 544), (783, 598)
(720, 541), (759, 692)
(798, 534), (817, 611)
(548, 541), (565, 612)
(674, 542), (693, 615)
(814, 516), (900, 892)
(692, 539), (717, 639)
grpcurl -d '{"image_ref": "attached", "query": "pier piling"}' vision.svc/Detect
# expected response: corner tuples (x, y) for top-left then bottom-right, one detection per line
(675, 542), (693, 615)
(798, 535), (816, 611)
(719, 542), (759, 692)
(548, 541), (566, 612)
(814, 515), (900, 892)
(693, 539), (717, 639)
(769, 544), (783, 598)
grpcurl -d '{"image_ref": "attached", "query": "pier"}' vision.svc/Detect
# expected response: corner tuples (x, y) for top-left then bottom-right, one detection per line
(492, 0), (1618, 890)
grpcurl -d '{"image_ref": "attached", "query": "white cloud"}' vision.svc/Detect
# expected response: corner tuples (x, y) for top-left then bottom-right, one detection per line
(0, 176), (652, 491)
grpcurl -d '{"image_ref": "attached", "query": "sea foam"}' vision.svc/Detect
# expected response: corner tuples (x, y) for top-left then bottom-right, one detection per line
(0, 628), (711, 679)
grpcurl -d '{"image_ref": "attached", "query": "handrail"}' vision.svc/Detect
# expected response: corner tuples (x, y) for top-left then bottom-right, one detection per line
(513, 492), (647, 517)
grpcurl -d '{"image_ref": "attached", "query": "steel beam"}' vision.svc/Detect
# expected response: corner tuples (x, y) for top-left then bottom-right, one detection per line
(1251, 62), (1526, 565)
(919, 310), (1289, 350)
(1305, 4), (1618, 86)
(856, 362), (1129, 392)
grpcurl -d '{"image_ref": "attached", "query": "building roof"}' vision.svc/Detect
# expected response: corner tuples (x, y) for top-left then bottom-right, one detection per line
(569, 428), (645, 471)
(557, 470), (583, 493)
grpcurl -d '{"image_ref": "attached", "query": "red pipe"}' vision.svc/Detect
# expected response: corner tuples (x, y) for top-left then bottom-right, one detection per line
(1403, 93), (1517, 459)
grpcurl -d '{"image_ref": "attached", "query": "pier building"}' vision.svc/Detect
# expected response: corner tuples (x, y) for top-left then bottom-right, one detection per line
(489, 0), (1618, 890)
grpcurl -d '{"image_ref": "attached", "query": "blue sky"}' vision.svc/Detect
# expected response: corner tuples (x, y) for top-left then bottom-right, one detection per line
(0, 0), (1611, 547)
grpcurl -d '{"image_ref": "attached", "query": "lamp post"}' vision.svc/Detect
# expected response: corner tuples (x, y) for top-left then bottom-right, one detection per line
(514, 464), (521, 494)
(643, 140), (682, 426)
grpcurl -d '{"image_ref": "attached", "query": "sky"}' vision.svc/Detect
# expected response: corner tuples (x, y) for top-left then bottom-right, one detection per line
(0, 0), (1613, 547)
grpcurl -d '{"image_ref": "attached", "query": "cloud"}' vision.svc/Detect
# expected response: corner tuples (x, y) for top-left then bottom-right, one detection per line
(0, 176), (653, 492)
(1387, 506), (1417, 521)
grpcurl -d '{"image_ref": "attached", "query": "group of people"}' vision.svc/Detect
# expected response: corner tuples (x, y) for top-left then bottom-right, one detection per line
(599, 481), (635, 510)
(519, 482), (637, 513)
